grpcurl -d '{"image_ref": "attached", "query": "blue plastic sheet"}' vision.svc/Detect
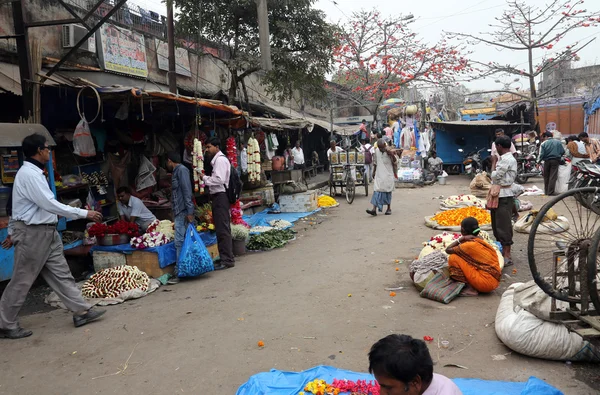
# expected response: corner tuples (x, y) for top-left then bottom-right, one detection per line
(243, 207), (321, 230)
(91, 242), (177, 269)
(236, 366), (563, 395)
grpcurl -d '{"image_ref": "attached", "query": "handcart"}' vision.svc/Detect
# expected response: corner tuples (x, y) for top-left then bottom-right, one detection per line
(328, 150), (369, 204)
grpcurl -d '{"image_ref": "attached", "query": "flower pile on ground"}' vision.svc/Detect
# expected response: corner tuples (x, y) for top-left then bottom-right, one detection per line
(419, 230), (499, 259)
(230, 200), (249, 227)
(442, 194), (484, 208)
(88, 220), (140, 238)
(432, 206), (491, 226)
(318, 195), (338, 208)
(299, 378), (380, 395)
(130, 232), (169, 249)
(146, 220), (174, 240)
(269, 219), (292, 229)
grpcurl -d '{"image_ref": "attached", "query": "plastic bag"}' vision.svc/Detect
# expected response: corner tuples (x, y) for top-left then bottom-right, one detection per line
(556, 163), (571, 195)
(73, 119), (96, 157)
(136, 155), (157, 191)
(177, 224), (214, 278)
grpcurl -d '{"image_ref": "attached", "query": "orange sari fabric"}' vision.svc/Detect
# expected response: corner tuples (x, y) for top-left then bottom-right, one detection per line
(448, 238), (501, 293)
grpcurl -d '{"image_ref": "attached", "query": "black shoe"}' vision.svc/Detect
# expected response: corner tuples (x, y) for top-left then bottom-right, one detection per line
(366, 209), (377, 216)
(214, 263), (234, 270)
(73, 308), (106, 328)
(0, 327), (33, 339)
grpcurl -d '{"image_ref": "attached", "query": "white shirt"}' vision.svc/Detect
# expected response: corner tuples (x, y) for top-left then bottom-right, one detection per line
(491, 152), (518, 198)
(12, 161), (88, 225)
(360, 144), (374, 154)
(423, 374), (463, 395)
(291, 147), (305, 165)
(202, 151), (230, 195)
(491, 141), (517, 159)
(327, 146), (343, 160)
(117, 195), (156, 231)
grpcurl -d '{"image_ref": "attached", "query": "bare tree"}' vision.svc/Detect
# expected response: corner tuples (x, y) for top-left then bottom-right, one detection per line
(448, 0), (600, 129)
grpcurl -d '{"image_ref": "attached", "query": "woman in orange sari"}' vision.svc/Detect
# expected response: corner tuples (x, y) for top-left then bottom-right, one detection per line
(445, 217), (501, 293)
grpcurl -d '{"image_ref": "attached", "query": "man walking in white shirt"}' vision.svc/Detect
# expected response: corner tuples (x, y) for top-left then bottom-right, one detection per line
(0, 134), (105, 339)
(291, 140), (305, 170)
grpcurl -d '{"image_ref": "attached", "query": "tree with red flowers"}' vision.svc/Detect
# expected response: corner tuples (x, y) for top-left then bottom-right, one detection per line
(448, 0), (600, 129)
(333, 9), (470, 120)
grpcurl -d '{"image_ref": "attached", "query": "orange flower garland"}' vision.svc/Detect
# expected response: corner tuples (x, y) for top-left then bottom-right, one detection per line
(432, 206), (491, 227)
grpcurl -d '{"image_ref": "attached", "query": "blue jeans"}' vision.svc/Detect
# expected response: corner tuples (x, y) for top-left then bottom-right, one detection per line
(174, 212), (187, 263)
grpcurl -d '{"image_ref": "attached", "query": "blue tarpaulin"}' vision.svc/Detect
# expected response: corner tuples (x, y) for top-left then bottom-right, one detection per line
(90, 232), (217, 269)
(243, 206), (321, 231)
(236, 366), (563, 395)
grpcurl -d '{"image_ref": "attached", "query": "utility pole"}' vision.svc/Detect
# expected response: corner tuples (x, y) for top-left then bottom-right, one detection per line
(12, 0), (33, 121)
(256, 0), (272, 71)
(167, 0), (177, 94)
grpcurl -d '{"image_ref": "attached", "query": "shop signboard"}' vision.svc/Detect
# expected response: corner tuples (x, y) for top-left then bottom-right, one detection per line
(97, 23), (148, 78)
(155, 40), (192, 77)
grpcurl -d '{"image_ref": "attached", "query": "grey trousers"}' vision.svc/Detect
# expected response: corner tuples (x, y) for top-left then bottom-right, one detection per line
(0, 222), (91, 330)
(211, 192), (234, 266)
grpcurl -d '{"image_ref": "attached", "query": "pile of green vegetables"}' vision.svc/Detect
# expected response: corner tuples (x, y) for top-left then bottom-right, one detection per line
(247, 229), (295, 251)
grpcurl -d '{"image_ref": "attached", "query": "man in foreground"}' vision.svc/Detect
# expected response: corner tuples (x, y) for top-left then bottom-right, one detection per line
(538, 131), (565, 196)
(166, 151), (195, 284)
(202, 138), (235, 270)
(0, 134), (105, 339)
(367, 139), (396, 216)
(490, 136), (518, 266)
(369, 334), (463, 395)
(116, 186), (157, 232)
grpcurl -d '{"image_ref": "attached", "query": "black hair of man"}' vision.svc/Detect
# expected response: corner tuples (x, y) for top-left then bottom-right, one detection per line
(578, 132), (589, 139)
(117, 186), (132, 195)
(543, 131), (553, 139)
(22, 133), (47, 158)
(368, 334), (434, 385)
(208, 137), (222, 149)
(461, 216), (480, 235)
(167, 151), (181, 163)
(495, 128), (505, 135)
(567, 135), (579, 142)
(495, 136), (512, 149)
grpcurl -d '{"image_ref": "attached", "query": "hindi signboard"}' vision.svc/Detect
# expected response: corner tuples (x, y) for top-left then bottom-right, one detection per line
(155, 40), (192, 77)
(97, 24), (148, 78)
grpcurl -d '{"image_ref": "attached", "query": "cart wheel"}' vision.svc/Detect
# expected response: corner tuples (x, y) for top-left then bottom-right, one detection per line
(587, 227), (600, 312)
(365, 178), (369, 196)
(346, 178), (355, 204)
(329, 180), (335, 197)
(527, 187), (600, 304)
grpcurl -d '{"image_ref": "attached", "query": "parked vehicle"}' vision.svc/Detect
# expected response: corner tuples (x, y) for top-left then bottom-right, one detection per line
(458, 147), (489, 178)
(515, 150), (542, 184)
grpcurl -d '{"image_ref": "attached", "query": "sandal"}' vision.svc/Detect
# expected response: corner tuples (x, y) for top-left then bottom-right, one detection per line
(504, 258), (514, 267)
(385, 209), (392, 215)
(366, 209), (377, 216)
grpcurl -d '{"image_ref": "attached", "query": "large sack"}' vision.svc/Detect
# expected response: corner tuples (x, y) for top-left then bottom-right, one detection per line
(514, 211), (570, 234)
(495, 284), (600, 362)
(556, 163), (571, 195)
(470, 172), (492, 197)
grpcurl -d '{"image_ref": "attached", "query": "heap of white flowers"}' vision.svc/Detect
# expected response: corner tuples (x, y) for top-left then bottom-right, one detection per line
(130, 232), (169, 249)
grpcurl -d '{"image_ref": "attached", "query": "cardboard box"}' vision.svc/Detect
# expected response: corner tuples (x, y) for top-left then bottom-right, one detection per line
(278, 191), (318, 213)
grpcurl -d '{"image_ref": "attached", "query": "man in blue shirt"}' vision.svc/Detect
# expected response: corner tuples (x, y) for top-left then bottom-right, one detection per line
(538, 131), (565, 196)
(166, 151), (195, 284)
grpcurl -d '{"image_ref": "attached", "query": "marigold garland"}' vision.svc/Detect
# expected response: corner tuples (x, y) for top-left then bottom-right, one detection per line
(431, 206), (491, 226)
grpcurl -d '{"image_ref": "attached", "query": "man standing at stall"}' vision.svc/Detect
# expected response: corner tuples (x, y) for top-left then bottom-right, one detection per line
(490, 136), (518, 267)
(0, 134), (105, 339)
(116, 186), (157, 232)
(490, 128), (516, 159)
(538, 131), (565, 196)
(291, 140), (305, 170)
(366, 139), (397, 216)
(166, 151), (195, 284)
(202, 138), (235, 271)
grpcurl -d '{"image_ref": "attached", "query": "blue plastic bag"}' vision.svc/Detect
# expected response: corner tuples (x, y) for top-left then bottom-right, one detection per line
(177, 224), (214, 278)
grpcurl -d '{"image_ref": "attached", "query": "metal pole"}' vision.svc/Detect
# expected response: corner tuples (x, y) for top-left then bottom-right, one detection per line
(330, 108), (334, 140)
(12, 0), (33, 120)
(167, 0), (177, 94)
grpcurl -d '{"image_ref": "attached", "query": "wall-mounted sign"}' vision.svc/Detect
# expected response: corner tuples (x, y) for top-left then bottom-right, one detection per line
(97, 23), (148, 78)
(155, 40), (192, 77)
(333, 115), (374, 124)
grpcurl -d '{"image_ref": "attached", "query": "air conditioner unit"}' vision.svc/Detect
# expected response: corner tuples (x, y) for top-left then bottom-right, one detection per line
(62, 24), (96, 54)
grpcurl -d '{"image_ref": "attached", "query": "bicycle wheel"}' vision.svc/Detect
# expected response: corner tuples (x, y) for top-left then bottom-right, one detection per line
(346, 178), (355, 204)
(587, 227), (600, 312)
(528, 187), (600, 303)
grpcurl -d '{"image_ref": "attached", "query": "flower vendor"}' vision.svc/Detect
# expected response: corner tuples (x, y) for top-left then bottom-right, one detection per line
(166, 151), (195, 284)
(200, 138), (235, 271)
(116, 186), (157, 232)
(369, 334), (462, 395)
(445, 217), (501, 294)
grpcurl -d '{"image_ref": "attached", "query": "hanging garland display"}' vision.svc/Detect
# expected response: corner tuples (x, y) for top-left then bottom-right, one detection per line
(247, 137), (261, 182)
(192, 138), (205, 193)
(226, 136), (238, 168)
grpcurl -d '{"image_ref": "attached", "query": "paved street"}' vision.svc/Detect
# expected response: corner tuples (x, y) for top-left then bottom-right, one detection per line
(0, 177), (598, 395)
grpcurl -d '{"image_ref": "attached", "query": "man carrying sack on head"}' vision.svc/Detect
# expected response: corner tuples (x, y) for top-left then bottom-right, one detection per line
(487, 136), (517, 267)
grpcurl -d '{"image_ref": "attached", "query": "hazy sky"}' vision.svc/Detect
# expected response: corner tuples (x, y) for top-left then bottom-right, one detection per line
(315, 0), (600, 91)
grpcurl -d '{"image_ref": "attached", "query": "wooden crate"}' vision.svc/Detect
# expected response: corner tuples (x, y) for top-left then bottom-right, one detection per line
(126, 251), (174, 278)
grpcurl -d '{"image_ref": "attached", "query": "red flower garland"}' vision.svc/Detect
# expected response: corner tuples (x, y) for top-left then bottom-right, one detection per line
(230, 200), (249, 228)
(331, 379), (380, 395)
(227, 136), (238, 168)
(88, 220), (140, 238)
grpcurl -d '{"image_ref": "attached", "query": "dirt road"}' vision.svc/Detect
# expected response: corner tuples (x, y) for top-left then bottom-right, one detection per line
(0, 177), (598, 394)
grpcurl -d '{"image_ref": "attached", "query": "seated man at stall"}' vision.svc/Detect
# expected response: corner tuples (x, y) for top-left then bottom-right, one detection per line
(117, 186), (157, 232)
(427, 152), (443, 177)
(445, 217), (501, 294)
(369, 334), (463, 395)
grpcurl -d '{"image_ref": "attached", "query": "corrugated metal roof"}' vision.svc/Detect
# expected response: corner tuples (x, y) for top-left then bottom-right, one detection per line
(431, 120), (529, 126)
(0, 123), (56, 147)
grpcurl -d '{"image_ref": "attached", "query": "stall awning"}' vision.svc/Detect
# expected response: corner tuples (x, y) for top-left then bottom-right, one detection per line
(138, 90), (243, 115)
(0, 123), (56, 147)
(430, 120), (529, 133)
